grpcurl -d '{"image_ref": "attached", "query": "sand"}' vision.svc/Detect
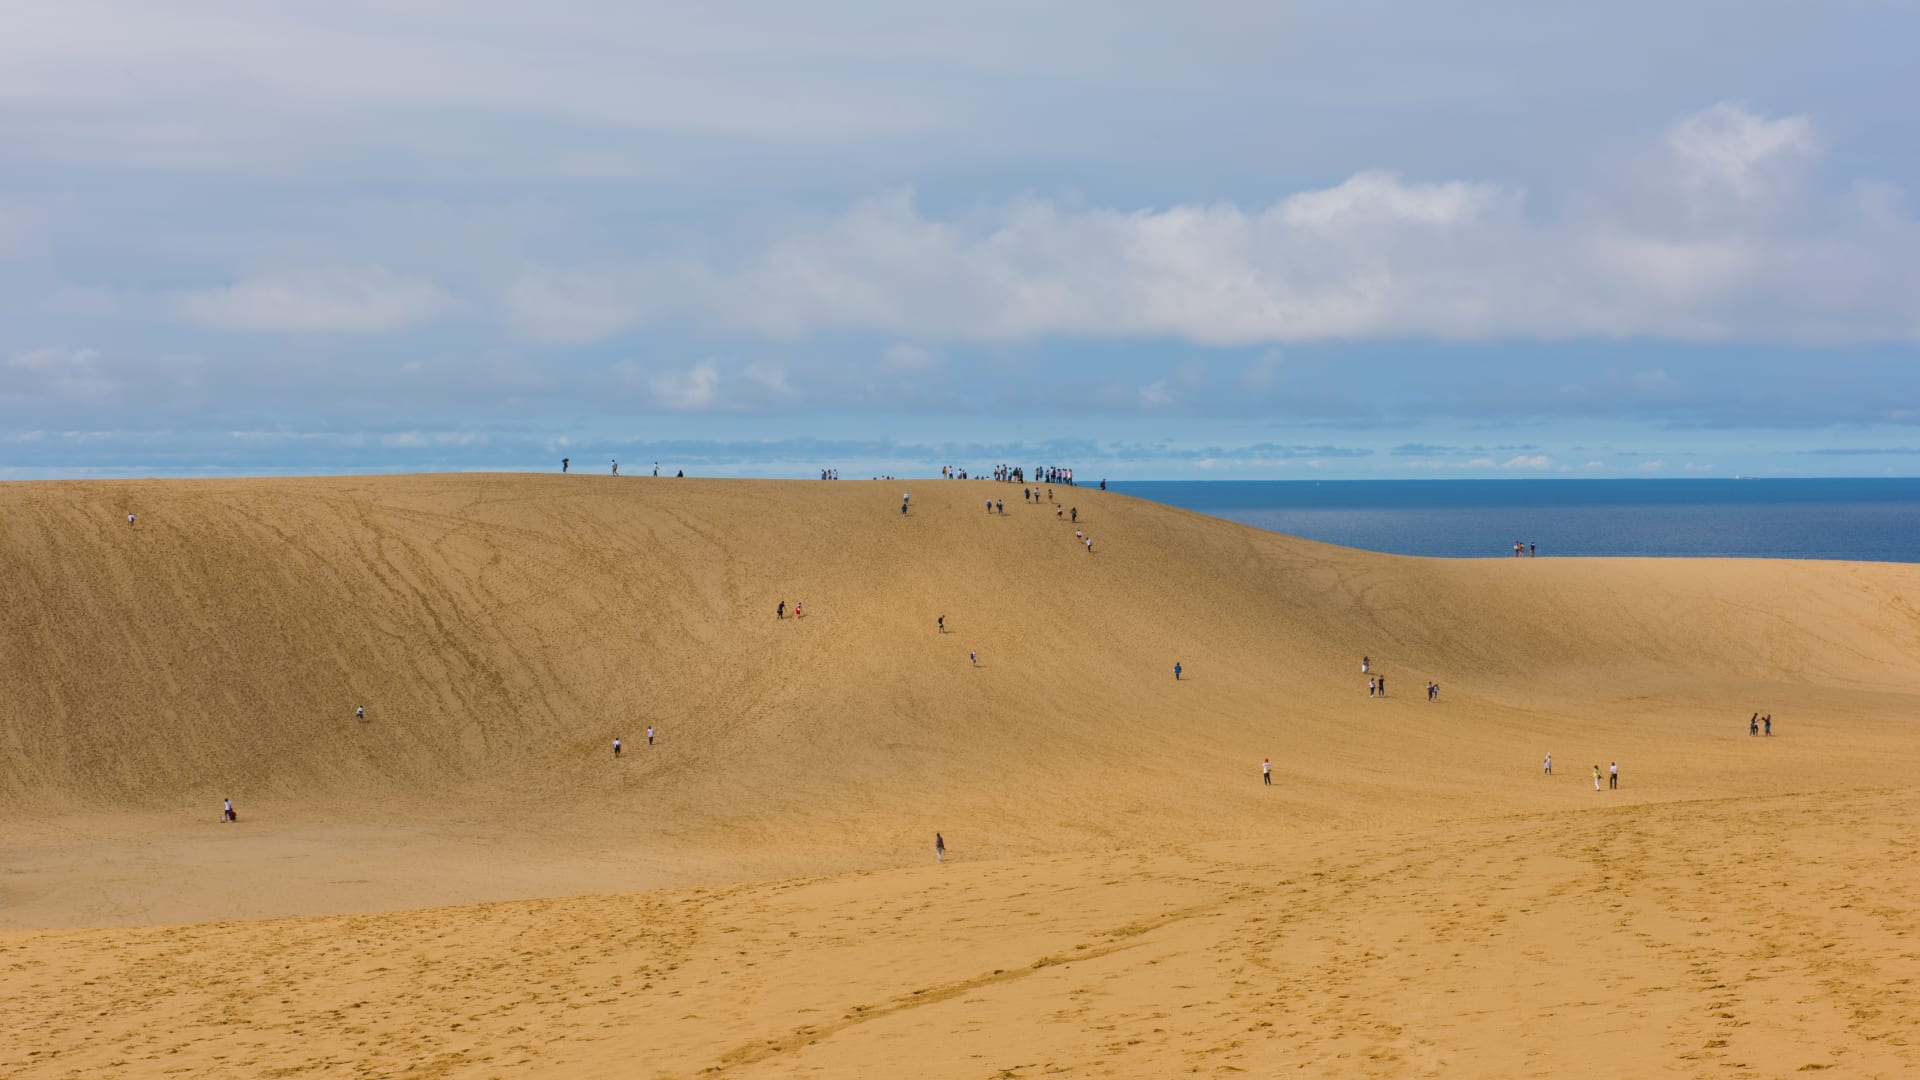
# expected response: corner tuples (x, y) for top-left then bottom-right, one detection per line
(1, 473), (1916, 1076)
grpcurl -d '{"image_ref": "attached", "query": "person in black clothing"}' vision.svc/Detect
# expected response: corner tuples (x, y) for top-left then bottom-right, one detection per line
(562, 457), (569, 473)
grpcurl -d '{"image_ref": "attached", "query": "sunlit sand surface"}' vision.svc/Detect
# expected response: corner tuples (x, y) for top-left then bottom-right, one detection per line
(3, 474), (1916, 1076)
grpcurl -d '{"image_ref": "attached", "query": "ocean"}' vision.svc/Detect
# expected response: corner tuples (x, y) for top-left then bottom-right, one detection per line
(1106, 479), (1920, 562)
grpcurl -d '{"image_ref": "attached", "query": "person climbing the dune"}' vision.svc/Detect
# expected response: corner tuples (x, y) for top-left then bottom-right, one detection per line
(1173, 661), (1182, 680)
(1262, 758), (1272, 785)
(223, 797), (236, 823)
(613, 737), (622, 758)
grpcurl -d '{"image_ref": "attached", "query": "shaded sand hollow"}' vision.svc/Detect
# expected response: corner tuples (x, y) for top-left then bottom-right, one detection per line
(2, 473), (1916, 1077)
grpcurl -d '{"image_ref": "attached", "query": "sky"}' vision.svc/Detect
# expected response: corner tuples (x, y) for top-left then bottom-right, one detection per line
(3, 1), (1918, 480)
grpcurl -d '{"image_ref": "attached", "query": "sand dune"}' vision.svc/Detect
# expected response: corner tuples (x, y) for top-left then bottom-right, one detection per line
(2, 474), (1917, 1076)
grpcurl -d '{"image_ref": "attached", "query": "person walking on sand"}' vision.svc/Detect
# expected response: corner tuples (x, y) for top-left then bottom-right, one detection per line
(1750, 713), (1759, 736)
(1593, 765), (1602, 791)
(1362, 656), (1370, 674)
(935, 833), (945, 862)
(795, 601), (803, 619)
(223, 797), (236, 823)
(647, 725), (654, 747)
(777, 600), (785, 619)
(1378, 676), (1385, 697)
(1173, 661), (1182, 680)
(1609, 761), (1618, 789)
(1543, 753), (1552, 776)
(1368, 677), (1376, 698)
(937, 615), (945, 634)
(128, 513), (136, 527)
(970, 650), (978, 666)
(614, 737), (622, 758)
(355, 705), (365, 721)
(1764, 714), (1772, 736)
(1070, 507), (1077, 523)
(1262, 757), (1272, 785)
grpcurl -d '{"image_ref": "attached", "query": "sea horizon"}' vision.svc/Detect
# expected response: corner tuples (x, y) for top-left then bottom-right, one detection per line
(1107, 477), (1920, 563)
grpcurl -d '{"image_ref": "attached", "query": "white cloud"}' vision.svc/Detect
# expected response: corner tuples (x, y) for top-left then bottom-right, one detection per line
(1638, 459), (1666, 471)
(1667, 103), (1817, 200)
(1277, 171), (1502, 228)
(651, 360), (721, 411)
(178, 270), (451, 333)
(741, 361), (798, 400)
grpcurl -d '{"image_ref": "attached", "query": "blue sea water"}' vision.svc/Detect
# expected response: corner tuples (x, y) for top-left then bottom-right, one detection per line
(1107, 479), (1920, 562)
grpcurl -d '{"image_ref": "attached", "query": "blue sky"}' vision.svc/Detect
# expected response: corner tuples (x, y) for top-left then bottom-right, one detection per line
(3, 2), (1918, 480)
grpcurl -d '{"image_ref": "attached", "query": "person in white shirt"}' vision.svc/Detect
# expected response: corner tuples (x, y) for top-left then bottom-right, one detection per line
(613, 737), (622, 758)
(647, 726), (654, 747)
(1543, 753), (1552, 775)
(1262, 758), (1272, 786)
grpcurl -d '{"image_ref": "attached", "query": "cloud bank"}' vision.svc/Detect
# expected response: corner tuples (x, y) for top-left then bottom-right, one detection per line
(490, 106), (1917, 348)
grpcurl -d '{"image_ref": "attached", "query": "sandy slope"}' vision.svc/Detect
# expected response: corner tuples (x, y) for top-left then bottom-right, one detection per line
(2, 474), (1918, 1076)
